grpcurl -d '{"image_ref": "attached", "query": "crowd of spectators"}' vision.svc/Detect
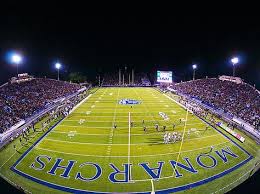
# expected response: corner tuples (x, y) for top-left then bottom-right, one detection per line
(0, 78), (81, 133)
(171, 78), (260, 130)
(134, 73), (151, 86)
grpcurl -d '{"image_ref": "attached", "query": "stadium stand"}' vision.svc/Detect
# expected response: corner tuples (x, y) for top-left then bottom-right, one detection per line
(135, 73), (151, 86)
(102, 74), (119, 86)
(102, 72), (151, 86)
(0, 78), (81, 133)
(170, 78), (260, 131)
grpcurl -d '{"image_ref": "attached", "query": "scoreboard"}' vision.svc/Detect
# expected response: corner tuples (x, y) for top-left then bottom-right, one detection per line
(157, 71), (172, 83)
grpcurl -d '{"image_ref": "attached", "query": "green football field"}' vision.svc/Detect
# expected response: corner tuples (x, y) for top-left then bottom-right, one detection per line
(0, 87), (259, 193)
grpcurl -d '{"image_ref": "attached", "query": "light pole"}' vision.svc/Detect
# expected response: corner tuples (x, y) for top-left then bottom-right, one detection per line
(55, 62), (61, 81)
(192, 64), (197, 80)
(231, 57), (239, 77)
(11, 53), (23, 77)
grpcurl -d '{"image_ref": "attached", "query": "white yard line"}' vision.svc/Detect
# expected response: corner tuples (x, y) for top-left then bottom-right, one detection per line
(76, 111), (180, 114)
(67, 114), (183, 118)
(43, 133), (222, 146)
(51, 130), (215, 136)
(64, 118), (197, 122)
(173, 108), (189, 177)
(35, 141), (230, 158)
(128, 112), (131, 180)
(151, 179), (155, 194)
(69, 115), (181, 117)
(58, 122), (204, 128)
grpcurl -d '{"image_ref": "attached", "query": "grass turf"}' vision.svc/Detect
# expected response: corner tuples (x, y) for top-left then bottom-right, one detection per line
(0, 87), (259, 193)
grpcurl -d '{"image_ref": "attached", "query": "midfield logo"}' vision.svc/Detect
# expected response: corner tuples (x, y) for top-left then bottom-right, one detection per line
(119, 99), (141, 105)
(30, 147), (238, 183)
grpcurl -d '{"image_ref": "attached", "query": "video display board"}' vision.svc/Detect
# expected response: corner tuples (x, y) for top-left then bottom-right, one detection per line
(157, 71), (172, 83)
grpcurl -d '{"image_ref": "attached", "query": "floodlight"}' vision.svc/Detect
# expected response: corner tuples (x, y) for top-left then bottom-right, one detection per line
(192, 64), (197, 70)
(11, 54), (22, 64)
(231, 57), (239, 76)
(55, 62), (61, 70)
(231, 57), (239, 65)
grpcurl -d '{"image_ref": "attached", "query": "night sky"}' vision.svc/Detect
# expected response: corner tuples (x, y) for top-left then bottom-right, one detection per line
(0, 5), (259, 87)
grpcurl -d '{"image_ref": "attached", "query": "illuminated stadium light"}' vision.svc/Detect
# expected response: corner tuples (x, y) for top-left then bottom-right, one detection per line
(9, 52), (23, 76)
(231, 57), (239, 65)
(55, 62), (61, 70)
(192, 64), (197, 80)
(231, 57), (239, 77)
(11, 54), (22, 64)
(55, 62), (62, 81)
(192, 64), (197, 70)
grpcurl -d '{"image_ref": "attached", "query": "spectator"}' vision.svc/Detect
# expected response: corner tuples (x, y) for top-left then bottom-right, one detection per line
(0, 78), (81, 133)
(171, 78), (260, 130)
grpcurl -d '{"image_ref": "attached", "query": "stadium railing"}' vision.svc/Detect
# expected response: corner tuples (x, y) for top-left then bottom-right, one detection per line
(166, 87), (260, 144)
(0, 86), (90, 149)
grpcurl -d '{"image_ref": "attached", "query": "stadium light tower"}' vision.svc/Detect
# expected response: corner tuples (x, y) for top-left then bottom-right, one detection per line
(231, 57), (239, 77)
(55, 62), (62, 81)
(192, 64), (197, 80)
(11, 53), (23, 76)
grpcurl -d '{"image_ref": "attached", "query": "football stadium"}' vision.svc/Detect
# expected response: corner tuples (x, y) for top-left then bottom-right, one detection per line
(0, 69), (259, 193)
(0, 10), (260, 194)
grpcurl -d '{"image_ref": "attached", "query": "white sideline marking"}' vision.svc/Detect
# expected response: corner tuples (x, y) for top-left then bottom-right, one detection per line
(163, 94), (193, 113)
(211, 162), (255, 194)
(0, 172), (31, 194)
(0, 122), (56, 170)
(0, 146), (22, 169)
(35, 141), (229, 158)
(76, 107), (182, 111)
(8, 93), (94, 173)
(107, 88), (120, 155)
(69, 94), (92, 114)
